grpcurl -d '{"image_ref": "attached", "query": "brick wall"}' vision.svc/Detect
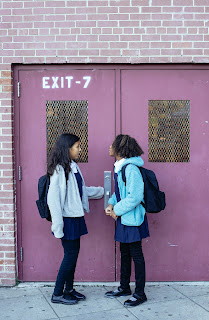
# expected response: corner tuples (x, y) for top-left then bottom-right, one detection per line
(0, 0), (209, 286)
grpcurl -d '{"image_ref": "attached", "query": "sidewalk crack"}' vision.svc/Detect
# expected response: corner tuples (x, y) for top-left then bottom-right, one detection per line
(171, 285), (209, 313)
(38, 287), (60, 320)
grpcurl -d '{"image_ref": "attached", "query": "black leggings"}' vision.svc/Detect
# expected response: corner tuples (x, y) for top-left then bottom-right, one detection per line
(53, 238), (80, 296)
(120, 241), (145, 296)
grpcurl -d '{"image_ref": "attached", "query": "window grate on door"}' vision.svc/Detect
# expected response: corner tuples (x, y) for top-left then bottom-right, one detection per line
(148, 100), (190, 162)
(46, 100), (88, 163)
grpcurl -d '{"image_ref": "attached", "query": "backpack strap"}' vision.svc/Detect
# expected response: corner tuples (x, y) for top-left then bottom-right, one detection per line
(121, 164), (145, 209)
(121, 164), (129, 186)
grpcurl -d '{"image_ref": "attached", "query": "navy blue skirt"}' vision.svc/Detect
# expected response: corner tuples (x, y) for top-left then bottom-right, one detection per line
(62, 171), (88, 240)
(63, 216), (88, 240)
(115, 215), (150, 243)
(114, 171), (150, 243)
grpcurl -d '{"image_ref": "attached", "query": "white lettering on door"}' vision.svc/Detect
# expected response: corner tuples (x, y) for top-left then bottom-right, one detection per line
(83, 76), (91, 88)
(65, 76), (74, 88)
(61, 77), (64, 88)
(52, 77), (59, 89)
(42, 77), (50, 89)
(42, 76), (91, 89)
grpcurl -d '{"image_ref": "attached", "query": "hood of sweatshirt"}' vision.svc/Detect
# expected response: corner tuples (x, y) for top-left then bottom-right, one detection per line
(119, 156), (144, 171)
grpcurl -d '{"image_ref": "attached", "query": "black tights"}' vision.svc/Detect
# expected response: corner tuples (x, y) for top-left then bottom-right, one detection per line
(120, 241), (145, 296)
(53, 238), (80, 296)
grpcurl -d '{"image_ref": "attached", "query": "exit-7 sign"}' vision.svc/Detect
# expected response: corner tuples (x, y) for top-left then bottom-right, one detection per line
(42, 76), (91, 89)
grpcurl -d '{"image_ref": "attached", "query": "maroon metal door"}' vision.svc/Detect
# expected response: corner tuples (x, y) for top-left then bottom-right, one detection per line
(15, 65), (209, 283)
(120, 68), (209, 281)
(15, 67), (116, 281)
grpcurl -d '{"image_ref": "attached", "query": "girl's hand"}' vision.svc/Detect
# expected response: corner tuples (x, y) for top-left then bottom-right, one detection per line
(110, 211), (117, 220)
(105, 204), (113, 215)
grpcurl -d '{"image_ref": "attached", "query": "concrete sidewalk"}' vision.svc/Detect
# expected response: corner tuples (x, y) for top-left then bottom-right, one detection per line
(1, 282), (209, 320)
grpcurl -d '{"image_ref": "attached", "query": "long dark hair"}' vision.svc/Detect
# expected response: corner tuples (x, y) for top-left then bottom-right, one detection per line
(112, 134), (144, 158)
(47, 133), (80, 177)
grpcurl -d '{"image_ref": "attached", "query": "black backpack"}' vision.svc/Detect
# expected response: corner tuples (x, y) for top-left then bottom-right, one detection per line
(121, 164), (166, 213)
(36, 170), (68, 222)
(36, 175), (51, 221)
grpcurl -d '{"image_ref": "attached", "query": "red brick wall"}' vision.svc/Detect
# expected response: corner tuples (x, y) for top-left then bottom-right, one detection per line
(0, 0), (209, 286)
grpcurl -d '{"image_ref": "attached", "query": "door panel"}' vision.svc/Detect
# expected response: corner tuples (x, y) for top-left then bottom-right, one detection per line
(15, 66), (209, 282)
(18, 68), (116, 281)
(120, 69), (209, 281)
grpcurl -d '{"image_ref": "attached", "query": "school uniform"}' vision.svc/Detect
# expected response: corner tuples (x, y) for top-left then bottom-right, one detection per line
(114, 172), (149, 243)
(108, 157), (149, 297)
(63, 171), (88, 241)
(47, 161), (104, 296)
(48, 162), (103, 239)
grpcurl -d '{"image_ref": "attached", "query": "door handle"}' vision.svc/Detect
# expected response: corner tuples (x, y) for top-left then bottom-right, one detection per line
(104, 171), (111, 210)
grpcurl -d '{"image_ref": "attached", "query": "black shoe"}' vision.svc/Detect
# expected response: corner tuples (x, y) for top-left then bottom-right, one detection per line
(64, 289), (86, 300)
(124, 293), (147, 307)
(51, 294), (78, 305)
(105, 286), (131, 298)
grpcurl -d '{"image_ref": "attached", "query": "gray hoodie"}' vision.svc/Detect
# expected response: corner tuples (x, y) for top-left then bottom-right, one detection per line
(47, 164), (104, 238)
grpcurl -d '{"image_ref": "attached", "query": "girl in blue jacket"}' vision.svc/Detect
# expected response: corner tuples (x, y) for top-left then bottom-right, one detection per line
(105, 134), (149, 307)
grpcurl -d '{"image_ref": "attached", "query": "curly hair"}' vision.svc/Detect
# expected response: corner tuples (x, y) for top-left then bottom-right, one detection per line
(47, 133), (80, 177)
(112, 134), (144, 158)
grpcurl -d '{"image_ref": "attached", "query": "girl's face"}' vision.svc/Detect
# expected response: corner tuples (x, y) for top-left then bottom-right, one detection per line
(69, 141), (81, 160)
(109, 144), (115, 157)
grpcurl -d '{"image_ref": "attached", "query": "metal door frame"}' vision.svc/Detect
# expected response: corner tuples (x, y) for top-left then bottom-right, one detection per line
(13, 63), (209, 281)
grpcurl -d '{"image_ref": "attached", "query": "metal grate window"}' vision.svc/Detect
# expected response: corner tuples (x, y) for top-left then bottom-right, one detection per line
(148, 100), (190, 162)
(46, 100), (88, 162)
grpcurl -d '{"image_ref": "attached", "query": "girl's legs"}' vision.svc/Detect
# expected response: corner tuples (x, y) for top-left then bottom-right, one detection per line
(65, 261), (77, 292)
(120, 242), (132, 290)
(53, 238), (80, 296)
(129, 241), (146, 296)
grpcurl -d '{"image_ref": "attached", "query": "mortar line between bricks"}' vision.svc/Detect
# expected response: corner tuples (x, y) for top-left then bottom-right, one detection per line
(38, 287), (60, 320)
(170, 285), (209, 314)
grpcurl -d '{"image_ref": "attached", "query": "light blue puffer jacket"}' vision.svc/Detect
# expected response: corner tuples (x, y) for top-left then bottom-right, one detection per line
(108, 156), (146, 226)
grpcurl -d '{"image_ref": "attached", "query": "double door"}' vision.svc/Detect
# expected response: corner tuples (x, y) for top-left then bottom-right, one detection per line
(14, 65), (209, 281)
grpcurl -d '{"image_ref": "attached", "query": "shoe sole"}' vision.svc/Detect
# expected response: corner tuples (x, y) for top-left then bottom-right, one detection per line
(124, 299), (147, 307)
(64, 295), (86, 301)
(51, 300), (78, 305)
(63, 292), (86, 301)
(105, 293), (132, 299)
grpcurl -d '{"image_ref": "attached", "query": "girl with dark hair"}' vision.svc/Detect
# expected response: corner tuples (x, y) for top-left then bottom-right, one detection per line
(47, 133), (104, 305)
(105, 134), (149, 307)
